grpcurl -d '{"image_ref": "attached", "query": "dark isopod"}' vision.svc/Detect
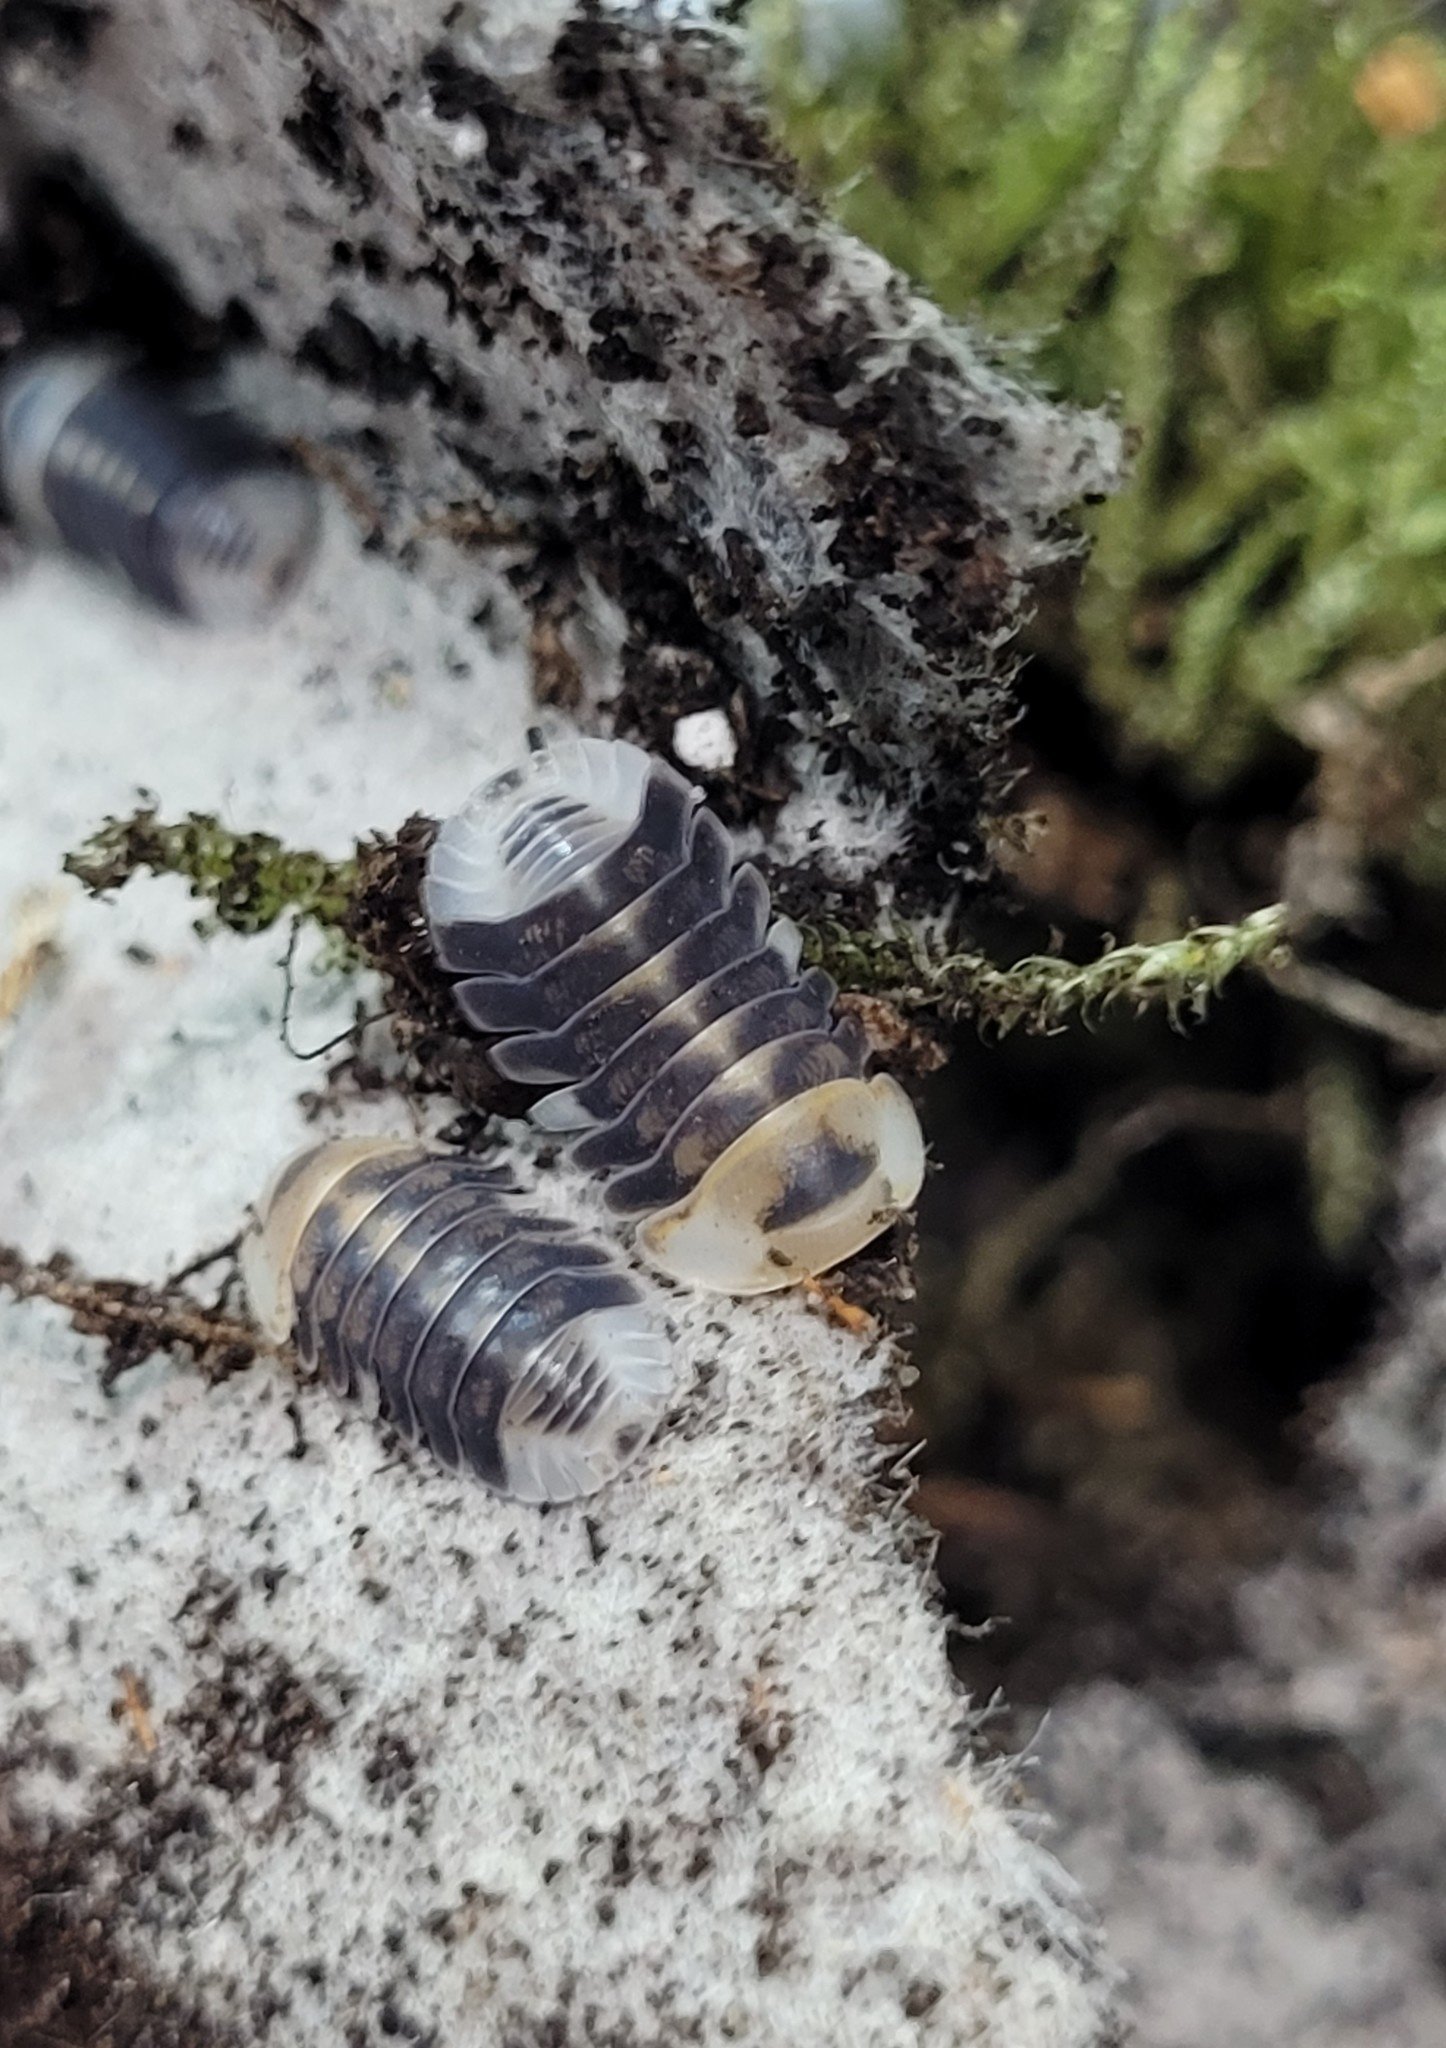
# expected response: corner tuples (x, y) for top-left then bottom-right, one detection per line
(0, 344), (321, 625)
(424, 734), (926, 1294)
(243, 1138), (673, 1504)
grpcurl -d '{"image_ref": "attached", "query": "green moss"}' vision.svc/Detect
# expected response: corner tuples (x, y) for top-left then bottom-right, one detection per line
(65, 810), (357, 943)
(805, 903), (1290, 1031)
(66, 806), (1284, 1043)
(764, 0), (1446, 864)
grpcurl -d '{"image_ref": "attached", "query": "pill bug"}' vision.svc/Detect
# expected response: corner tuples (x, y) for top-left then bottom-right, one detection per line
(0, 343), (321, 626)
(424, 733), (927, 1295)
(243, 1137), (673, 1504)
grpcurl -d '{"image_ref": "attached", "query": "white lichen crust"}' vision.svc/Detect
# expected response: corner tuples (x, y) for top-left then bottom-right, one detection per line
(1, 1276), (1110, 2048)
(0, 0), (1125, 2037)
(0, 497), (1120, 2048)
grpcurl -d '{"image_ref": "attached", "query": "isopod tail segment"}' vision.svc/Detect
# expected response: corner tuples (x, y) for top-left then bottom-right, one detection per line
(242, 1138), (674, 1505)
(424, 732), (928, 1296)
(0, 343), (322, 627)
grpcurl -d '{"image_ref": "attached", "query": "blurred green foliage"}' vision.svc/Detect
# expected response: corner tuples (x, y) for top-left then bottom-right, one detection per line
(763, 0), (1446, 851)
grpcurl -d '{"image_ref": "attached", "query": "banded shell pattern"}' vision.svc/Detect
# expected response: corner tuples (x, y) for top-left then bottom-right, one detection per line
(243, 1138), (673, 1503)
(424, 735), (927, 1294)
(0, 344), (321, 626)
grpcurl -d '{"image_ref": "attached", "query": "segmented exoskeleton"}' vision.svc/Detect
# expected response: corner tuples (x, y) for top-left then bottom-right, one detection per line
(0, 344), (321, 625)
(243, 1138), (672, 1503)
(424, 734), (926, 1294)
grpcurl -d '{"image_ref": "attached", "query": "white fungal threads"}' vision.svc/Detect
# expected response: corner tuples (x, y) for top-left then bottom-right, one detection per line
(424, 734), (927, 1294)
(0, 344), (321, 626)
(243, 1138), (673, 1504)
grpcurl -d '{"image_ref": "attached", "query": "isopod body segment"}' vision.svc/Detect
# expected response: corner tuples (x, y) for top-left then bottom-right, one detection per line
(423, 734), (927, 1295)
(0, 344), (321, 626)
(243, 1138), (673, 1504)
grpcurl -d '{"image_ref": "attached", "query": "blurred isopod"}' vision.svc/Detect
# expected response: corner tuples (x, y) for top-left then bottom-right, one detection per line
(424, 733), (927, 1295)
(243, 1137), (674, 1504)
(0, 343), (321, 625)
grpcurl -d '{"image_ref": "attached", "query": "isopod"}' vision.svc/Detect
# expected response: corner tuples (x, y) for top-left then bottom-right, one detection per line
(0, 343), (321, 625)
(243, 1137), (673, 1503)
(424, 733), (927, 1295)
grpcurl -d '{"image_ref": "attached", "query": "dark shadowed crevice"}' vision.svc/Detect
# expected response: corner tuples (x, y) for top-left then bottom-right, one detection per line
(0, 1795), (239, 2048)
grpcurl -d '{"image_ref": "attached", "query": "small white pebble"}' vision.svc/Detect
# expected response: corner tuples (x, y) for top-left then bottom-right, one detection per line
(449, 118), (488, 162)
(672, 707), (737, 773)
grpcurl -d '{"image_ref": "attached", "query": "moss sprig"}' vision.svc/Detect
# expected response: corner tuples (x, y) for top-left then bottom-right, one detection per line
(65, 808), (357, 942)
(805, 904), (1290, 1034)
(65, 806), (1288, 1041)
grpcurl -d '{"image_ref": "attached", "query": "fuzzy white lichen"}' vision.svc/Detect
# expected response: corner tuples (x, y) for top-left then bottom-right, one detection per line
(0, 496), (1119, 2047)
(756, 738), (913, 888)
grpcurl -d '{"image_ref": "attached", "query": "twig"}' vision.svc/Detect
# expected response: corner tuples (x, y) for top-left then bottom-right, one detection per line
(0, 1242), (261, 1386)
(925, 1084), (1302, 1436)
(164, 1235), (242, 1290)
(113, 1666), (158, 1755)
(1268, 956), (1446, 1067)
(958, 1085), (1302, 1337)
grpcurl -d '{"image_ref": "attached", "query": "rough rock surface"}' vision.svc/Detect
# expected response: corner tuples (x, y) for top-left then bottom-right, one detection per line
(0, 4), (1131, 2038)
(0, 525), (1121, 2044)
(0, 0), (1121, 887)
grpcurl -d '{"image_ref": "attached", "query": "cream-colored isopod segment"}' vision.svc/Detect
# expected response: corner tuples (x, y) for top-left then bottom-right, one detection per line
(638, 1074), (926, 1295)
